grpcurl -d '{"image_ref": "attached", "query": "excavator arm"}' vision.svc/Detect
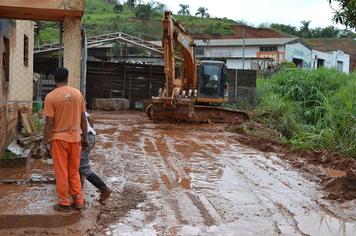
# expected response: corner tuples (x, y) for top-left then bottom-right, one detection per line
(162, 11), (197, 100)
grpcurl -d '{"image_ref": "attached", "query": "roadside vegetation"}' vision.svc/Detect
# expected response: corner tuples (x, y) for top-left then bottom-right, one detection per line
(248, 68), (356, 157)
(37, 0), (235, 44)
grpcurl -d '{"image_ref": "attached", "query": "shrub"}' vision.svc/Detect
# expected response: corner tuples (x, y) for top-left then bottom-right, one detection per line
(135, 4), (153, 21)
(255, 68), (356, 157)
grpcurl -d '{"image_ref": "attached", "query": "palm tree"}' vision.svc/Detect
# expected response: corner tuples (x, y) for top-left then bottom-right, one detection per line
(178, 4), (190, 16)
(300, 20), (311, 38)
(195, 7), (209, 18)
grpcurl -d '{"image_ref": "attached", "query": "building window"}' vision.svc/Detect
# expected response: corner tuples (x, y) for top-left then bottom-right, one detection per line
(2, 37), (10, 81)
(260, 46), (277, 52)
(337, 61), (343, 72)
(317, 59), (325, 68)
(293, 58), (303, 68)
(196, 46), (205, 56)
(24, 35), (29, 67)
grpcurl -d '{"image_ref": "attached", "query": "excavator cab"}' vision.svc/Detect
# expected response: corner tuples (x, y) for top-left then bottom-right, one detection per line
(197, 61), (228, 104)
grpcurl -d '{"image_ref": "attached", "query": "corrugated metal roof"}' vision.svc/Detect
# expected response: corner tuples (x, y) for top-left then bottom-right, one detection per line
(149, 38), (299, 47)
(195, 38), (298, 46)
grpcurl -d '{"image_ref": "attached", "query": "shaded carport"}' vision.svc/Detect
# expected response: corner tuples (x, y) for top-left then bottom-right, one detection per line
(0, 0), (85, 88)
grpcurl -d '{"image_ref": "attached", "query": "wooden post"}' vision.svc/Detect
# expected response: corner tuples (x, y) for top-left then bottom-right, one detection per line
(234, 69), (238, 103)
(123, 64), (126, 98)
(148, 65), (152, 98)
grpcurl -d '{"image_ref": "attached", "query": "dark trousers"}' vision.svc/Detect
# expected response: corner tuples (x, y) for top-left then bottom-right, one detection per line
(80, 133), (108, 193)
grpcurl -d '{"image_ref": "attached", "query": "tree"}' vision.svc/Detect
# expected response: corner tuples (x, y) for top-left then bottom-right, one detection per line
(236, 19), (249, 26)
(329, 0), (356, 28)
(178, 4), (190, 16)
(126, 0), (136, 8)
(195, 7), (209, 18)
(113, 3), (124, 13)
(300, 20), (312, 38)
(339, 28), (356, 38)
(270, 23), (298, 36)
(150, 1), (167, 12)
(258, 22), (270, 29)
(312, 26), (340, 38)
(135, 4), (153, 21)
(34, 21), (44, 47)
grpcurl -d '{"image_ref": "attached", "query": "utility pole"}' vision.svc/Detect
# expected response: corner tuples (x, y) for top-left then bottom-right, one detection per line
(242, 29), (245, 70)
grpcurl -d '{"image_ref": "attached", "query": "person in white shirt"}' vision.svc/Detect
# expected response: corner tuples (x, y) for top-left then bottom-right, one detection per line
(80, 112), (111, 203)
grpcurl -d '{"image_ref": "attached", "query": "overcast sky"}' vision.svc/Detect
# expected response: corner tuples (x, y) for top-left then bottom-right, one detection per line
(150, 0), (341, 29)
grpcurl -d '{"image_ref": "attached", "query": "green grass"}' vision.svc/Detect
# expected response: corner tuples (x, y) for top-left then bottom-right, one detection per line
(37, 0), (236, 44)
(254, 68), (356, 157)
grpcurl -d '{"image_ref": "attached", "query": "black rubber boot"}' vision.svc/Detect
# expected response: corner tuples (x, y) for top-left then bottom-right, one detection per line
(86, 173), (108, 193)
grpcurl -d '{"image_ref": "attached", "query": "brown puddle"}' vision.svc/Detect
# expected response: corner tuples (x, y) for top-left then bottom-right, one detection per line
(327, 169), (347, 177)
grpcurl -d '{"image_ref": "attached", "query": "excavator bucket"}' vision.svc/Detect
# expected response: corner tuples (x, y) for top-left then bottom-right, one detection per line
(147, 98), (194, 122)
(192, 105), (249, 123)
(146, 101), (249, 124)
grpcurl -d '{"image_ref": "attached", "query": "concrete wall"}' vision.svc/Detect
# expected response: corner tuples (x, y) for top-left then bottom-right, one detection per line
(332, 51), (350, 74)
(0, 26), (6, 156)
(203, 46), (260, 58)
(197, 44), (286, 70)
(311, 50), (350, 74)
(8, 20), (34, 102)
(311, 50), (335, 69)
(285, 42), (312, 68)
(0, 20), (34, 156)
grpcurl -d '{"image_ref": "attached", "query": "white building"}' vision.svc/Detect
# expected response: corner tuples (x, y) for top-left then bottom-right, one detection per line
(195, 38), (296, 70)
(90, 36), (351, 74)
(193, 38), (350, 74)
(312, 49), (350, 73)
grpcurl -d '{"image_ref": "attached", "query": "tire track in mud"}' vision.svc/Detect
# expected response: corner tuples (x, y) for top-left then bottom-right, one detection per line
(91, 112), (356, 236)
(218, 139), (356, 235)
(219, 149), (311, 235)
(137, 126), (222, 229)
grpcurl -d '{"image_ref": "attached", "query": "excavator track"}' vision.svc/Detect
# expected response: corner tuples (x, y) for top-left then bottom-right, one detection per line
(146, 102), (249, 124)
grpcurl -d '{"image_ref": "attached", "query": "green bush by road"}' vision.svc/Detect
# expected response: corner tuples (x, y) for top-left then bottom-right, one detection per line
(255, 68), (356, 157)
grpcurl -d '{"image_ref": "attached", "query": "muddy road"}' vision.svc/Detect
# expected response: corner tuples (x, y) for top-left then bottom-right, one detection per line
(1, 111), (356, 235)
(90, 111), (356, 235)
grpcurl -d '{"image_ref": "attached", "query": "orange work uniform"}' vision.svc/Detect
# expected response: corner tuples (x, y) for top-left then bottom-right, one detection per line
(43, 85), (85, 206)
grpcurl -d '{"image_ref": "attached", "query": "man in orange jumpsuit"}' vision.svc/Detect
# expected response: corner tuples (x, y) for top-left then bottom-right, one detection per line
(41, 67), (89, 212)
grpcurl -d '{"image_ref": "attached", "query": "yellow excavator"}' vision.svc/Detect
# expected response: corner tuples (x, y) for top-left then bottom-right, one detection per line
(146, 11), (249, 123)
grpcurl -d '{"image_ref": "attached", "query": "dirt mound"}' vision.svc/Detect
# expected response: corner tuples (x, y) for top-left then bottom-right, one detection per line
(194, 24), (290, 39)
(324, 173), (356, 201)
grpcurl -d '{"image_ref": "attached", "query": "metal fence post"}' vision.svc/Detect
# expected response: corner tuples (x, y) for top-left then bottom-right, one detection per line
(234, 69), (238, 103)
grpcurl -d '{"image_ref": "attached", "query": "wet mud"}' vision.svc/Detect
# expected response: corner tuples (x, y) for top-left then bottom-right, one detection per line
(1, 111), (356, 235)
(235, 133), (356, 202)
